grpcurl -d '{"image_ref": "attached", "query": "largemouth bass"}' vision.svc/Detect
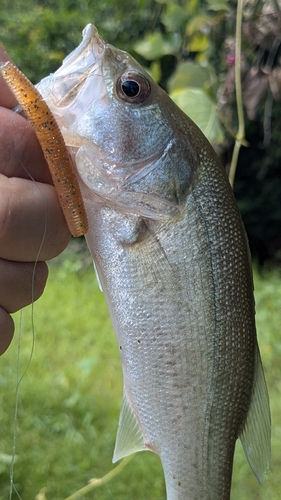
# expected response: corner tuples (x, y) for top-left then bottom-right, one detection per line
(36, 24), (270, 499)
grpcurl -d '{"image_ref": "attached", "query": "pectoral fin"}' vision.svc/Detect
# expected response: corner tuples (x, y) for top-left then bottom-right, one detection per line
(113, 390), (147, 463)
(93, 261), (103, 292)
(239, 345), (271, 483)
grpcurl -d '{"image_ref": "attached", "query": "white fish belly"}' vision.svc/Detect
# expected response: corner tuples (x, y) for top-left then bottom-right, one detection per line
(84, 187), (256, 500)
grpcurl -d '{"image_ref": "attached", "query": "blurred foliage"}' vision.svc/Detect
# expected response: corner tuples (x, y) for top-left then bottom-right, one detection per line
(0, 0), (156, 81)
(0, 247), (280, 498)
(0, 0), (281, 260)
(234, 100), (281, 265)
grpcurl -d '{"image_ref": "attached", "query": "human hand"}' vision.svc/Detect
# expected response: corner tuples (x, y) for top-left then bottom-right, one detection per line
(0, 45), (71, 354)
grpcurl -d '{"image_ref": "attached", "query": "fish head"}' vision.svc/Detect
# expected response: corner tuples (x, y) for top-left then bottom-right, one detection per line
(37, 24), (199, 219)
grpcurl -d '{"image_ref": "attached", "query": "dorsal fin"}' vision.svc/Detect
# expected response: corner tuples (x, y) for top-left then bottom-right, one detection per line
(113, 389), (148, 463)
(239, 345), (271, 483)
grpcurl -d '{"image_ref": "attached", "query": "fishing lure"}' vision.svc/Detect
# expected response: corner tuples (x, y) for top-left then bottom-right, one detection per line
(0, 60), (88, 237)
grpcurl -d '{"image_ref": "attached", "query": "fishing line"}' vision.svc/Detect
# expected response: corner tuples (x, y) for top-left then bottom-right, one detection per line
(9, 310), (24, 500)
(8, 108), (48, 499)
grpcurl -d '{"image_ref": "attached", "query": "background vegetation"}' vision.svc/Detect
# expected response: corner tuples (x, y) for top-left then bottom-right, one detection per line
(0, 243), (280, 500)
(0, 1), (281, 499)
(1, 0), (281, 262)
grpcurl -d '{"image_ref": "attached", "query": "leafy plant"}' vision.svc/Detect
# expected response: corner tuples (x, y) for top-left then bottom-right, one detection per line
(134, 0), (231, 144)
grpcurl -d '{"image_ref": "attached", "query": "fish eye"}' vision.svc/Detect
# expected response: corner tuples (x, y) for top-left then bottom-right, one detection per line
(116, 71), (151, 104)
(122, 80), (140, 97)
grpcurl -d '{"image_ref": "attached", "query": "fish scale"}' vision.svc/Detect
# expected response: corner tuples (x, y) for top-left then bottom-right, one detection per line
(84, 198), (247, 499)
(89, 209), (213, 498)
(35, 24), (270, 500)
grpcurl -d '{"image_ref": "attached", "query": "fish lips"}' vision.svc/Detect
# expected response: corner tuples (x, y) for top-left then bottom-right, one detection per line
(36, 24), (106, 135)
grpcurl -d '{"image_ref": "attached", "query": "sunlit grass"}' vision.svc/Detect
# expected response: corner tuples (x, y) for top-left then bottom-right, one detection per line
(0, 241), (280, 499)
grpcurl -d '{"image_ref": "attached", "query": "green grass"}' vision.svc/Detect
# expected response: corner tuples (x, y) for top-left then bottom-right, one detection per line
(0, 241), (280, 499)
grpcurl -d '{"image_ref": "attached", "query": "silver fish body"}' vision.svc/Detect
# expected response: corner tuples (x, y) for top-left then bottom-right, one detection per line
(37, 25), (270, 499)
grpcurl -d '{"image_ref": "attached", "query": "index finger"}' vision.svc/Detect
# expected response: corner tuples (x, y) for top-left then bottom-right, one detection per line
(0, 44), (18, 109)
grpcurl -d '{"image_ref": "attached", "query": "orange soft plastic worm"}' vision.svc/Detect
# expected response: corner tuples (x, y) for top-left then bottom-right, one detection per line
(0, 60), (88, 237)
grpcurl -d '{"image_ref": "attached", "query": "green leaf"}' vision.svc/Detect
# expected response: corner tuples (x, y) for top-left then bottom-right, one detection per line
(167, 61), (211, 92)
(149, 60), (162, 83)
(206, 0), (230, 11)
(155, 0), (175, 4)
(169, 87), (224, 143)
(134, 31), (181, 60)
(187, 33), (210, 52)
(161, 4), (186, 31)
(186, 14), (211, 35)
(185, 0), (201, 15)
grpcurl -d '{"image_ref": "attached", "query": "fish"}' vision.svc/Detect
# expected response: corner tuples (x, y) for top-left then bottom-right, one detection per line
(35, 24), (270, 499)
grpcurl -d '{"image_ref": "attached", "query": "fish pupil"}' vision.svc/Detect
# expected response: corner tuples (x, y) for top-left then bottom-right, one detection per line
(117, 72), (150, 103)
(122, 80), (140, 97)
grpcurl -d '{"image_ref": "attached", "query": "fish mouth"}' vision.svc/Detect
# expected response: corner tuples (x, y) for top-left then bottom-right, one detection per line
(56, 24), (105, 76)
(36, 24), (106, 126)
